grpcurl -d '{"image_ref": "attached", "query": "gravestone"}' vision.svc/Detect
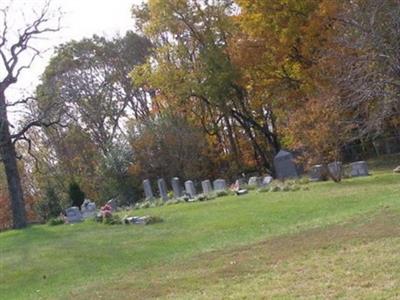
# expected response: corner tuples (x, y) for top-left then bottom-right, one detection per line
(350, 161), (369, 177)
(171, 177), (182, 198)
(81, 199), (97, 219)
(201, 180), (213, 194)
(143, 179), (154, 200)
(157, 178), (168, 201)
(184, 180), (196, 198)
(262, 176), (273, 187)
(248, 176), (262, 187)
(213, 179), (227, 191)
(309, 165), (325, 181)
(274, 150), (299, 180)
(328, 161), (343, 179)
(65, 207), (83, 223)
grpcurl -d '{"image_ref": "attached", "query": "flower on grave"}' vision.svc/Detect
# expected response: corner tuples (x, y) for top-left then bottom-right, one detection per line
(100, 204), (113, 218)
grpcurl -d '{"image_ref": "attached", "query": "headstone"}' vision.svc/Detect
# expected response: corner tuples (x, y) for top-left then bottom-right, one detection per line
(261, 176), (273, 186)
(184, 180), (196, 198)
(350, 161), (369, 177)
(171, 177), (182, 198)
(143, 179), (154, 200)
(201, 180), (213, 194)
(213, 179), (227, 191)
(309, 165), (325, 181)
(106, 199), (117, 211)
(81, 199), (97, 219)
(65, 207), (83, 223)
(157, 178), (169, 201)
(328, 161), (343, 179)
(273, 150), (299, 180)
(248, 176), (262, 187)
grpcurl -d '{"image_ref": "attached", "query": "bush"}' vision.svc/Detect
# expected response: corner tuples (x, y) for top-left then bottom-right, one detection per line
(47, 217), (65, 226)
(68, 182), (85, 208)
(166, 199), (179, 205)
(139, 201), (151, 209)
(290, 184), (301, 191)
(103, 214), (122, 225)
(206, 193), (217, 200)
(257, 187), (270, 193)
(195, 194), (207, 201)
(281, 185), (291, 192)
(243, 184), (257, 191)
(35, 185), (63, 222)
(216, 190), (229, 197)
(270, 186), (280, 192)
(297, 177), (310, 185)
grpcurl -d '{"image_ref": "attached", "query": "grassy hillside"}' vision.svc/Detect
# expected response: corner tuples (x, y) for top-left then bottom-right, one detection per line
(0, 172), (399, 299)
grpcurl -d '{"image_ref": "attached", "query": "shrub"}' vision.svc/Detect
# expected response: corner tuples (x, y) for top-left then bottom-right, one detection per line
(166, 199), (179, 205)
(216, 190), (229, 197)
(298, 177), (310, 185)
(290, 184), (301, 191)
(35, 185), (63, 222)
(155, 199), (165, 207)
(47, 217), (65, 226)
(195, 194), (207, 201)
(103, 214), (122, 225)
(243, 184), (257, 191)
(68, 182), (85, 208)
(206, 193), (217, 200)
(257, 187), (270, 193)
(177, 197), (187, 203)
(270, 186), (280, 192)
(139, 201), (151, 209)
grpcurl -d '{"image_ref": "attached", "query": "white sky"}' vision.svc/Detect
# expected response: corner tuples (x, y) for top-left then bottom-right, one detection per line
(2, 0), (144, 119)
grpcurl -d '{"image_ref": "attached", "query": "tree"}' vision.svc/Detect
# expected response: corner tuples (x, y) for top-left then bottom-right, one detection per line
(37, 32), (153, 155)
(330, 0), (400, 138)
(68, 182), (85, 209)
(35, 32), (153, 205)
(0, 1), (61, 228)
(132, 0), (282, 174)
(129, 113), (215, 182)
(35, 184), (63, 221)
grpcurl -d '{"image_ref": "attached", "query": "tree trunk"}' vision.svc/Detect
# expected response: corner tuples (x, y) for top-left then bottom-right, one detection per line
(223, 115), (242, 170)
(0, 90), (27, 229)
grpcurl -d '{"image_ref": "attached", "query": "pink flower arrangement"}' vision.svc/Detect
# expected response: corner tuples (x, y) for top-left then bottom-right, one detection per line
(100, 204), (113, 218)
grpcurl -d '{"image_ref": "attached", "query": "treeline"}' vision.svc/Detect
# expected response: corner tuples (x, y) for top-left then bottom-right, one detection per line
(14, 0), (400, 210)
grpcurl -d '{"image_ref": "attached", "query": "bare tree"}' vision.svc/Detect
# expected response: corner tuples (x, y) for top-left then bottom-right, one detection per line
(335, 0), (400, 138)
(0, 0), (61, 229)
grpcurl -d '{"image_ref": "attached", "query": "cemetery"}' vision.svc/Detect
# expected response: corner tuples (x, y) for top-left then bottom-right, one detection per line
(1, 154), (400, 299)
(1, 1), (400, 299)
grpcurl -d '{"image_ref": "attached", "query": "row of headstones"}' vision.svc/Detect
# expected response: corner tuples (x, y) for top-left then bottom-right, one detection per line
(143, 175), (276, 201)
(143, 178), (228, 201)
(309, 161), (369, 181)
(273, 150), (370, 181)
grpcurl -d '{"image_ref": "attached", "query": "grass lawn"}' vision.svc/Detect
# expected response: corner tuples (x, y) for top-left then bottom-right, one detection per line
(0, 171), (399, 299)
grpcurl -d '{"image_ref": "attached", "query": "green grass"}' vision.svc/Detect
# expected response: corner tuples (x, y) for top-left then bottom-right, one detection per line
(0, 172), (400, 299)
